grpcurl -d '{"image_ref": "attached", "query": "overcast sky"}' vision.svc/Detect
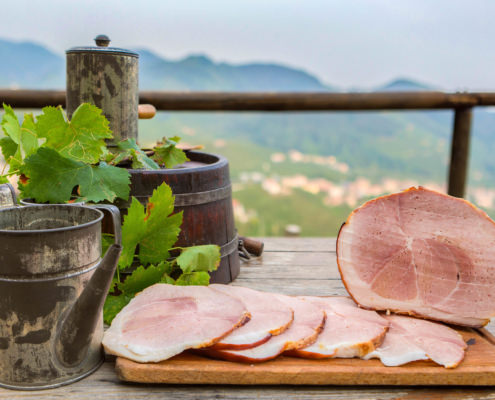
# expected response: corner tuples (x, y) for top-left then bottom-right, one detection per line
(2, 0), (493, 90)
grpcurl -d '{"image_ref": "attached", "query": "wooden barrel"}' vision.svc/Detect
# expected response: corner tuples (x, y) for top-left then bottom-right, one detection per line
(126, 151), (239, 284)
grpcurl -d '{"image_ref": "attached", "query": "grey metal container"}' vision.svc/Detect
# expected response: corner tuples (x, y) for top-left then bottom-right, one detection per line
(0, 185), (122, 390)
(66, 35), (139, 145)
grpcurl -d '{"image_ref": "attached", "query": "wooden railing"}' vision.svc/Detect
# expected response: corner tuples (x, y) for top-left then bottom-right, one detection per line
(2, 89), (495, 198)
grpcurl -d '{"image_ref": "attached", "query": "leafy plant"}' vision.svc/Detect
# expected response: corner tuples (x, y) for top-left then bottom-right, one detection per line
(0, 103), (191, 203)
(0, 104), (129, 203)
(103, 182), (221, 324)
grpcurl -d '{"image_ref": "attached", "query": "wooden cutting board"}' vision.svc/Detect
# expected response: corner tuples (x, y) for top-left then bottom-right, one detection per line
(115, 328), (495, 386)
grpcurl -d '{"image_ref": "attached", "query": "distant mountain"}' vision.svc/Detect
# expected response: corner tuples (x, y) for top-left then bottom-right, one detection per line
(1, 37), (495, 191)
(376, 78), (435, 92)
(0, 38), (331, 91)
(0, 39), (64, 88)
(138, 48), (332, 91)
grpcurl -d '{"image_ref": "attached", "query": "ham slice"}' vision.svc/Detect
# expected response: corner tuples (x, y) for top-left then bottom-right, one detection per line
(287, 296), (388, 358)
(365, 314), (466, 368)
(337, 186), (495, 327)
(102, 284), (249, 363)
(201, 295), (325, 362)
(208, 285), (294, 350)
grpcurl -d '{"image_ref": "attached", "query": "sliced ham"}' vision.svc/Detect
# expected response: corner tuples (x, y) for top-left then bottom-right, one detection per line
(337, 186), (495, 327)
(365, 314), (466, 368)
(102, 284), (249, 363)
(208, 285), (294, 350)
(201, 295), (325, 362)
(287, 296), (388, 359)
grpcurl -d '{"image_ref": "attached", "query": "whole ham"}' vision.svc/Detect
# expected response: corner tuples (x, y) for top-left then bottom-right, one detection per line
(202, 295), (325, 362)
(365, 314), (466, 368)
(208, 285), (294, 350)
(102, 284), (250, 363)
(287, 296), (389, 359)
(337, 187), (495, 327)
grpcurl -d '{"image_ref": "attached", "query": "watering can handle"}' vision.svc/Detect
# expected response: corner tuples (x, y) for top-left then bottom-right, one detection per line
(0, 183), (17, 209)
(89, 204), (122, 246)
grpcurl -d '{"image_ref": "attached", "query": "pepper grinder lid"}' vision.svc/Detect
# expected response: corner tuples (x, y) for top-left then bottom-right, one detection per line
(66, 34), (138, 57)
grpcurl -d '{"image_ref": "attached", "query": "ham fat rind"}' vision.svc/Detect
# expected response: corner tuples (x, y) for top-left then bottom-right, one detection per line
(287, 296), (388, 359)
(208, 285), (294, 350)
(203, 295), (325, 362)
(102, 284), (249, 363)
(337, 187), (495, 327)
(365, 315), (466, 368)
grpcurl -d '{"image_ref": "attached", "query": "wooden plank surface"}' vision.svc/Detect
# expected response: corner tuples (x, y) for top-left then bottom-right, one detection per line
(115, 328), (495, 386)
(2, 237), (495, 399)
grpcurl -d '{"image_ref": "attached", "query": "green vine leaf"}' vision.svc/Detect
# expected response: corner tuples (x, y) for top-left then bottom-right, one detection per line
(103, 294), (132, 325)
(78, 161), (130, 203)
(1, 104), (21, 144)
(118, 183), (183, 268)
(20, 147), (130, 203)
(115, 139), (160, 170)
(176, 245), (221, 273)
(36, 104), (112, 164)
(1, 105), (40, 172)
(175, 271), (210, 286)
(119, 197), (147, 269)
(152, 136), (189, 168)
(138, 183), (183, 264)
(117, 262), (170, 295)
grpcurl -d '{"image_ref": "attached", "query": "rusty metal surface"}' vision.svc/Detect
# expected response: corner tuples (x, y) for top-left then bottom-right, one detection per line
(66, 38), (139, 144)
(0, 197), (122, 389)
(0, 184), (16, 208)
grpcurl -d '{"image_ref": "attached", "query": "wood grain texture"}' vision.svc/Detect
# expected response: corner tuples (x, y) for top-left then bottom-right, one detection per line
(2, 238), (495, 399)
(114, 326), (495, 386)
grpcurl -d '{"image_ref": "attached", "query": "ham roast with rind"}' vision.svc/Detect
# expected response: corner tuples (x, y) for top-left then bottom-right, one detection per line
(337, 187), (495, 327)
(102, 284), (250, 363)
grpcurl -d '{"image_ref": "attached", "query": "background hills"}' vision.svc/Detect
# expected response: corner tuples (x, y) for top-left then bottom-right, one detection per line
(1, 38), (495, 236)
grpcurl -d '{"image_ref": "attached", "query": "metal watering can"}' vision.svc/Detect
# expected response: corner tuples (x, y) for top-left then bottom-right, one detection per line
(0, 183), (122, 390)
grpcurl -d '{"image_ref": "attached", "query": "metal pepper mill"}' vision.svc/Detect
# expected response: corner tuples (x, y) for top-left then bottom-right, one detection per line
(66, 35), (139, 145)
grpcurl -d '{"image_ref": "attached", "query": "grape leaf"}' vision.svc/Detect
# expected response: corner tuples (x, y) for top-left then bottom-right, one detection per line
(1, 104), (21, 144)
(20, 114), (39, 157)
(0, 176), (8, 184)
(36, 104), (112, 164)
(175, 271), (210, 286)
(20, 147), (130, 203)
(160, 274), (175, 284)
(101, 233), (114, 256)
(176, 245), (221, 273)
(138, 184), (183, 264)
(152, 136), (189, 168)
(103, 294), (132, 325)
(119, 197), (147, 269)
(117, 262), (169, 295)
(115, 139), (159, 169)
(0, 137), (17, 162)
(78, 162), (130, 203)
(1, 106), (39, 171)
(118, 183), (183, 268)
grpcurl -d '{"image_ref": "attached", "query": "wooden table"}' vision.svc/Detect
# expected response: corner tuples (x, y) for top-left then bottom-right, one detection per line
(2, 237), (495, 399)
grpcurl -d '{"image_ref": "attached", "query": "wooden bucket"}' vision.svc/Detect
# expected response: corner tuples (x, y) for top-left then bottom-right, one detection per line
(126, 151), (239, 284)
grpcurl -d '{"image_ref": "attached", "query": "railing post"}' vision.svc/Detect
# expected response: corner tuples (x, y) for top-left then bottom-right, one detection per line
(448, 107), (472, 198)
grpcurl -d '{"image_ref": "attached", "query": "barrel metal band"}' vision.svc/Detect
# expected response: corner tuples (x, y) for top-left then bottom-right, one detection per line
(221, 233), (239, 258)
(174, 184), (232, 207)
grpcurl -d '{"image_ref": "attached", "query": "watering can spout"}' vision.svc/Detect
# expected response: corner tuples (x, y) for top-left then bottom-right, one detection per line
(56, 243), (122, 367)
